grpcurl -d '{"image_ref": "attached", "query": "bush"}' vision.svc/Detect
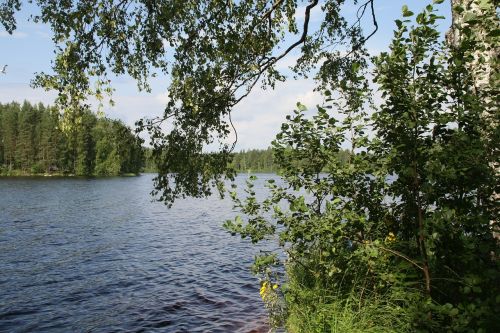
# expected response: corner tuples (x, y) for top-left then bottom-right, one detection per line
(30, 162), (45, 174)
(225, 2), (499, 332)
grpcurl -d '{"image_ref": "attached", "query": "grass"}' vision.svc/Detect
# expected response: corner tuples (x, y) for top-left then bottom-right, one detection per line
(285, 289), (413, 333)
(280, 262), (416, 333)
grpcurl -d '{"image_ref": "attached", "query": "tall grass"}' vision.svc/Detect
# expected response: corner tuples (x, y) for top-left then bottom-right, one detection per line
(282, 262), (417, 333)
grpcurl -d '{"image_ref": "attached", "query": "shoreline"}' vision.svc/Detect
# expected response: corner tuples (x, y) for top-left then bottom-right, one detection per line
(0, 172), (141, 178)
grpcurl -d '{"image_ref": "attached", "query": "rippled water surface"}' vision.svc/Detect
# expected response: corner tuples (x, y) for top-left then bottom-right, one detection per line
(0, 174), (272, 332)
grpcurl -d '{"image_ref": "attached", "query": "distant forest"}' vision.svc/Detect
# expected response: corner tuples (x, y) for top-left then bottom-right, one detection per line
(145, 148), (350, 174)
(231, 148), (275, 172)
(143, 148), (280, 173)
(0, 101), (143, 176)
(230, 147), (350, 173)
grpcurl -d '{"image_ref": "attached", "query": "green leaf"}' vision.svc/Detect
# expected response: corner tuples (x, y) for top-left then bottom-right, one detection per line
(487, 29), (500, 38)
(463, 12), (477, 23)
(296, 102), (307, 112)
(402, 5), (414, 17)
(478, 0), (491, 9)
(404, 10), (414, 17)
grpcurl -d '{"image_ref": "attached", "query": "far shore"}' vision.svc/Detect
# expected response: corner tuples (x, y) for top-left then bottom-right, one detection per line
(0, 171), (141, 178)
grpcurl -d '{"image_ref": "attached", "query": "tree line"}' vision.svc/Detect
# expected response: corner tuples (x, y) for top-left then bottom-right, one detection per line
(231, 148), (275, 172)
(143, 147), (277, 173)
(232, 148), (350, 173)
(0, 101), (143, 176)
(143, 147), (350, 174)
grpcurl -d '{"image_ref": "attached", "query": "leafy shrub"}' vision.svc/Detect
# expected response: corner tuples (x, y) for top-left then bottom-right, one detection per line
(225, 2), (499, 332)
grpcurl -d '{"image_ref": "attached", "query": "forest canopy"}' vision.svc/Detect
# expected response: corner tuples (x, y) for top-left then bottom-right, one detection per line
(0, 101), (144, 176)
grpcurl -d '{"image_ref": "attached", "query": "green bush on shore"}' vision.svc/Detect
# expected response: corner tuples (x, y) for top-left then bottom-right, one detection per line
(225, 3), (499, 332)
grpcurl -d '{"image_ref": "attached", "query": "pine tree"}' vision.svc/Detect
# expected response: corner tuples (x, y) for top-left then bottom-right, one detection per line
(15, 101), (38, 171)
(1, 103), (19, 171)
(74, 111), (96, 176)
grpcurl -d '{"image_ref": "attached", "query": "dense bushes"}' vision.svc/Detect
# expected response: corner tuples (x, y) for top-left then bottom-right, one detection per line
(225, 3), (499, 332)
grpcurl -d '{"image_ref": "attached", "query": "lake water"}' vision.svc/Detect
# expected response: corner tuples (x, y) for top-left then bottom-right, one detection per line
(0, 174), (273, 332)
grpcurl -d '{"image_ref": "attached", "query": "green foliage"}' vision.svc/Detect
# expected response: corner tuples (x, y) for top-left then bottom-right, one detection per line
(0, 0), (20, 33)
(94, 118), (144, 175)
(285, 267), (417, 333)
(226, 3), (499, 332)
(74, 111), (97, 175)
(0, 101), (143, 176)
(231, 148), (276, 173)
(141, 148), (157, 173)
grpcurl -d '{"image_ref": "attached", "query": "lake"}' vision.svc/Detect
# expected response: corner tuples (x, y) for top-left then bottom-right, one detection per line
(0, 174), (272, 332)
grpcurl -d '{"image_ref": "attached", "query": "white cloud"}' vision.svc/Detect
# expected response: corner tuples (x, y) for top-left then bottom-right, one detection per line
(0, 82), (165, 128)
(93, 94), (163, 131)
(0, 83), (56, 104)
(275, 54), (300, 71)
(294, 4), (324, 23)
(154, 91), (170, 105)
(231, 78), (324, 150)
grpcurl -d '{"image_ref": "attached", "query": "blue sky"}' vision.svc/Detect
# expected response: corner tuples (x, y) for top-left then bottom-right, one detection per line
(0, 0), (451, 150)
